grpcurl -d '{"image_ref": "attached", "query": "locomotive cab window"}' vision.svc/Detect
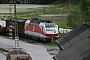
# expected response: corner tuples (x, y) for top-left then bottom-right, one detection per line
(45, 25), (56, 31)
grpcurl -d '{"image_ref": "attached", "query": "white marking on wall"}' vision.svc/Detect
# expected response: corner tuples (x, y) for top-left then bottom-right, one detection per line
(33, 26), (35, 31)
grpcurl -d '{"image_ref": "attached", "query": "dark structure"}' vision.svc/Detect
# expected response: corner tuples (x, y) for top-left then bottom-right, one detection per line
(17, 0), (31, 4)
(53, 21), (90, 60)
(6, 48), (32, 60)
(5, 18), (26, 37)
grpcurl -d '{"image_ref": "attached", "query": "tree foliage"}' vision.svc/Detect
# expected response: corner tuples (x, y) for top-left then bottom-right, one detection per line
(67, 0), (90, 29)
(79, 0), (90, 20)
(67, 7), (83, 29)
(80, 0), (90, 16)
(30, 0), (55, 4)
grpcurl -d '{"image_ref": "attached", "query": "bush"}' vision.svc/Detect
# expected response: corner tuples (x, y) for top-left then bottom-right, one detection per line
(67, 6), (84, 29)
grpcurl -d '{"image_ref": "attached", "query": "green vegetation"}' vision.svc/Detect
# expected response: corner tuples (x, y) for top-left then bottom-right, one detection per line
(27, 6), (69, 14)
(55, 20), (71, 29)
(80, 0), (90, 20)
(44, 43), (57, 46)
(20, 38), (35, 43)
(67, 0), (90, 29)
(20, 37), (57, 46)
(15, 5), (70, 19)
(67, 6), (83, 29)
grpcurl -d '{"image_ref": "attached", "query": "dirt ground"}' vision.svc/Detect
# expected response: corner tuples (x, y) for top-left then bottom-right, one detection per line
(0, 4), (53, 13)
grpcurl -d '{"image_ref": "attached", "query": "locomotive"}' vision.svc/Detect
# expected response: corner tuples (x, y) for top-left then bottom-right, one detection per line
(0, 18), (59, 42)
(25, 18), (59, 42)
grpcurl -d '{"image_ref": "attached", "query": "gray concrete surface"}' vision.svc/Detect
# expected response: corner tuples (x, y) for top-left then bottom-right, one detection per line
(0, 52), (6, 60)
(0, 35), (54, 60)
(32, 43), (59, 57)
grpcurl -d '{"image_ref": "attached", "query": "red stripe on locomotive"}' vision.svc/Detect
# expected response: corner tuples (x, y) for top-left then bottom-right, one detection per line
(26, 24), (58, 37)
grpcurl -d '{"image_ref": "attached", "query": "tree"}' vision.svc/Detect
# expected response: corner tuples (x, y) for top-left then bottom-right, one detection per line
(67, 7), (83, 29)
(0, 0), (3, 4)
(70, 0), (81, 4)
(80, 0), (90, 20)
(28, 0), (55, 4)
(80, 0), (90, 15)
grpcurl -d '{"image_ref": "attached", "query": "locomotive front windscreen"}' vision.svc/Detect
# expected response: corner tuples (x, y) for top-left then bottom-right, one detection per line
(45, 25), (56, 31)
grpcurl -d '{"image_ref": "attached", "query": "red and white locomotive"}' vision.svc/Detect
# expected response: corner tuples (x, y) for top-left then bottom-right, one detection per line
(24, 18), (59, 42)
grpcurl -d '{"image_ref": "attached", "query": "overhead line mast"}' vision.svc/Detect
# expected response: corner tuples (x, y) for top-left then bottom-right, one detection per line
(9, 1), (13, 39)
(14, 0), (19, 48)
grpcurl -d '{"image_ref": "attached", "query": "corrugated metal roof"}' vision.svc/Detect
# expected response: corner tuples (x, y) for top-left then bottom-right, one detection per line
(53, 24), (90, 60)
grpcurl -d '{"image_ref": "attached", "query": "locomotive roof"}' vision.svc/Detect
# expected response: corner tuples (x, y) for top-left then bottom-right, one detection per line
(30, 18), (53, 24)
(5, 18), (27, 22)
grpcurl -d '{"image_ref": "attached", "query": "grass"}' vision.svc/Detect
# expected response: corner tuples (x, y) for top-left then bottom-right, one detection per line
(20, 37), (58, 46)
(54, 20), (71, 29)
(20, 38), (35, 43)
(27, 6), (70, 14)
(44, 42), (57, 46)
